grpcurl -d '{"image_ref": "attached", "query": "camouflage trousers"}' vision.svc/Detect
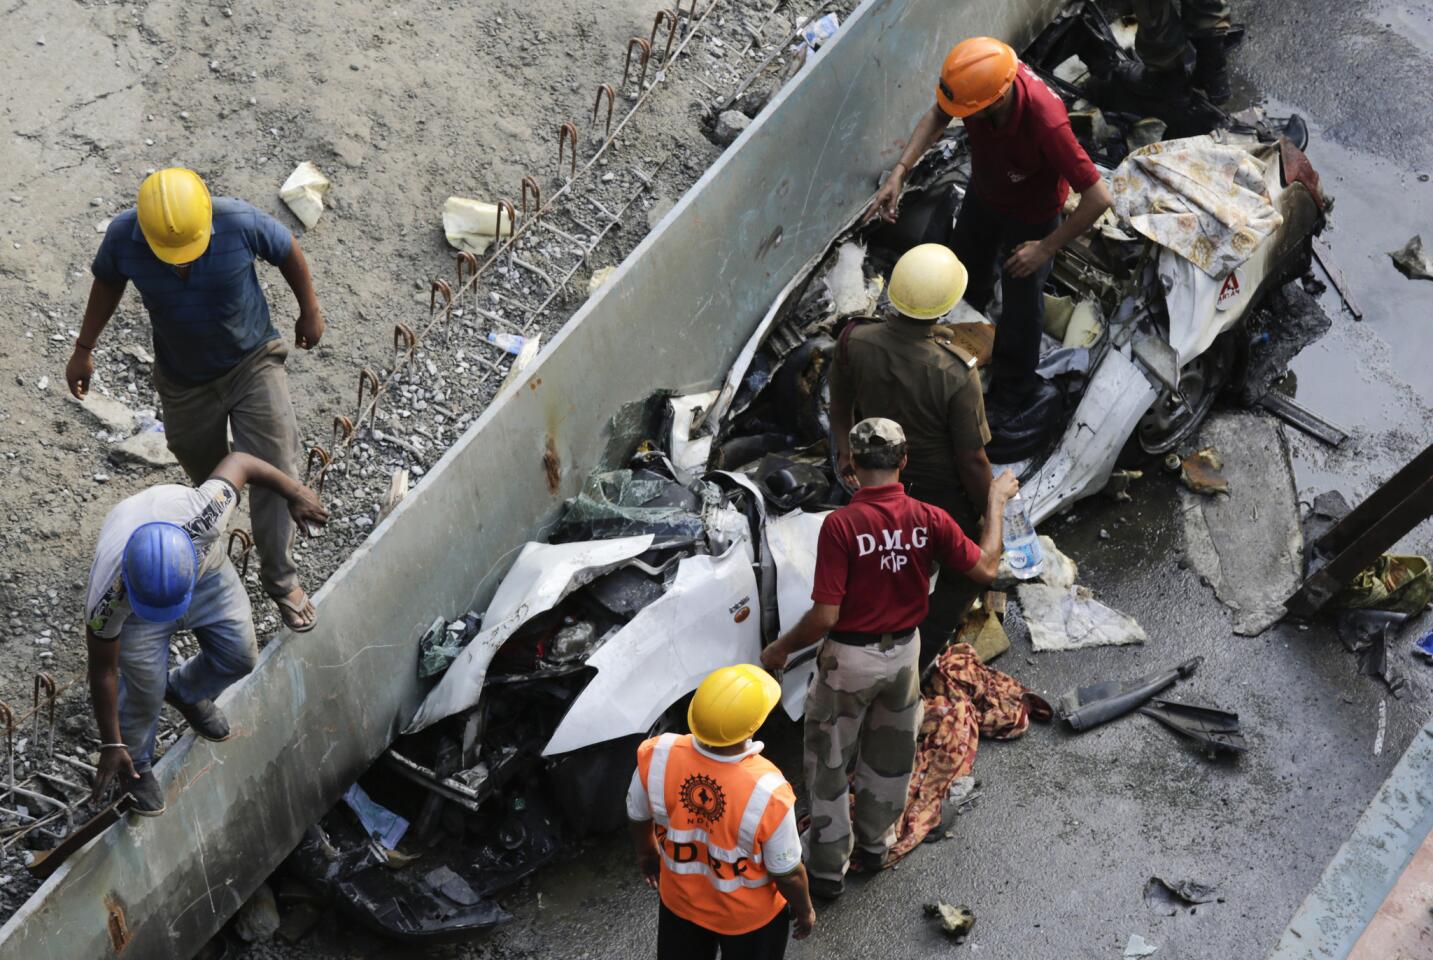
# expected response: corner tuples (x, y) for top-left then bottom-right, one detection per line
(1133, 0), (1234, 68)
(802, 633), (921, 883)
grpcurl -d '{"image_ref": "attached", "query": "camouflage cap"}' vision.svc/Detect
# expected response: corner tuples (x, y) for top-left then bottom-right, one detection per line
(849, 417), (906, 453)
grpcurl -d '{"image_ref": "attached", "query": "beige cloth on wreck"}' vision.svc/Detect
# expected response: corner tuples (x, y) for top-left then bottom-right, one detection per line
(1111, 136), (1283, 278)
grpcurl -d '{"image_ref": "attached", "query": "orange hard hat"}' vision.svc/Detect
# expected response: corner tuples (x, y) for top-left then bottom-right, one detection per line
(936, 37), (1019, 118)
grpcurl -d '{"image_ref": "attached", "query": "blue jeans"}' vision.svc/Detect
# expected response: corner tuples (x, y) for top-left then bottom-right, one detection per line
(116, 560), (257, 771)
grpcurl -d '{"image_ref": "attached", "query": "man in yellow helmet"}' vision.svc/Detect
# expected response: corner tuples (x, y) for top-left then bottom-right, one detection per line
(629, 665), (815, 958)
(66, 168), (325, 632)
(869, 37), (1112, 431)
(827, 244), (995, 665)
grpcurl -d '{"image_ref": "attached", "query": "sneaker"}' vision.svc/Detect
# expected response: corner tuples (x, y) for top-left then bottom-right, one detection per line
(164, 689), (232, 742)
(808, 876), (845, 901)
(127, 770), (167, 817)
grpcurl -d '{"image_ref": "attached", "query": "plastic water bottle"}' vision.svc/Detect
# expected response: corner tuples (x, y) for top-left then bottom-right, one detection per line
(1002, 494), (1044, 581)
(486, 331), (526, 355)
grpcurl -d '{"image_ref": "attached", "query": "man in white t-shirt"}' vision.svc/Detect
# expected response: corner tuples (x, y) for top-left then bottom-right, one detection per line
(86, 452), (327, 815)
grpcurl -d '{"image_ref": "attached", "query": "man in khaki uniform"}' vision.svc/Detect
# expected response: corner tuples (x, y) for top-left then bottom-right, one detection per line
(828, 244), (995, 666)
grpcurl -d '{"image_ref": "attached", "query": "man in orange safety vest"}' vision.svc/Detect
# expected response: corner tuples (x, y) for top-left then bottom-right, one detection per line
(629, 665), (816, 958)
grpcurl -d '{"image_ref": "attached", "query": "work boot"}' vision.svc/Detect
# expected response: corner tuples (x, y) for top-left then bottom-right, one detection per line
(164, 689), (232, 742)
(1110, 59), (1187, 99)
(1191, 36), (1231, 105)
(808, 876), (845, 901)
(127, 770), (167, 817)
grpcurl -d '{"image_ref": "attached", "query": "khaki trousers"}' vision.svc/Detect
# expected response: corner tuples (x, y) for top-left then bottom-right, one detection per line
(154, 339), (300, 598)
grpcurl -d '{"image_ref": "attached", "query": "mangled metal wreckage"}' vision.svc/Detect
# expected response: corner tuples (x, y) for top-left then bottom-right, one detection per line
(311, 18), (1328, 933)
(0, 0), (1332, 954)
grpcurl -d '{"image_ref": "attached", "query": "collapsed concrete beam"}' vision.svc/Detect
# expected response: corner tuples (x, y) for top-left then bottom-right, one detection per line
(0, 0), (1061, 956)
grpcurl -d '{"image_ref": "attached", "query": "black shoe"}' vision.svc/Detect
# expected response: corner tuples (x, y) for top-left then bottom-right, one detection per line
(164, 689), (232, 742)
(127, 769), (167, 817)
(849, 848), (892, 874)
(808, 876), (845, 901)
(1191, 37), (1231, 104)
(1112, 59), (1187, 98)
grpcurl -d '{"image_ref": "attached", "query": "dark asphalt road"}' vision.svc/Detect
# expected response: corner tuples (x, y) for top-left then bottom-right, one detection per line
(294, 2), (1433, 957)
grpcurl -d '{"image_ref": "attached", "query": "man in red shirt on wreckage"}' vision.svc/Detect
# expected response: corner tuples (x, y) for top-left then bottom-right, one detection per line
(870, 36), (1114, 446)
(761, 418), (1018, 899)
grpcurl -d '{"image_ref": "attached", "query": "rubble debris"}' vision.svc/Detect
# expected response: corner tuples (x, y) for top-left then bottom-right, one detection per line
(1124, 933), (1159, 958)
(279, 161), (331, 229)
(68, 392), (136, 434)
(1179, 447), (1228, 496)
(1388, 234), (1433, 281)
(343, 782), (408, 849)
(923, 902), (976, 939)
(1143, 876), (1221, 915)
(587, 265), (616, 294)
(498, 333), (541, 391)
(1138, 699), (1247, 755)
(1017, 583), (1146, 652)
(120, 343), (153, 365)
(418, 614), (477, 678)
(1059, 658), (1202, 731)
(1180, 414), (1301, 635)
(1127, 118), (1167, 151)
(1102, 469), (1142, 502)
(955, 601), (1009, 663)
(233, 883), (281, 943)
(712, 110), (751, 146)
(1069, 107), (1113, 145)
(1257, 391), (1347, 448)
(1311, 237), (1364, 320)
(823, 241), (883, 317)
(1338, 610), (1409, 698)
(442, 197), (512, 255)
(109, 429), (177, 468)
(378, 468), (409, 522)
(275, 902), (323, 944)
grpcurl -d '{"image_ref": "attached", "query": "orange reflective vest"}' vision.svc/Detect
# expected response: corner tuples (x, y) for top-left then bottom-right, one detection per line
(636, 733), (796, 935)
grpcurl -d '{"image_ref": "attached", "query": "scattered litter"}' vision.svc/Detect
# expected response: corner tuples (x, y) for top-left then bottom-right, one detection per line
(823, 242), (882, 317)
(923, 902), (975, 939)
(343, 782), (409, 850)
(1017, 583), (1146, 652)
(587, 266), (616, 294)
(233, 883), (281, 943)
(1334, 555), (1431, 616)
(443, 197), (513, 255)
(1143, 876), (1220, 916)
(945, 775), (977, 806)
(378, 468), (409, 522)
(1388, 235), (1433, 281)
(1059, 658), (1202, 732)
(1415, 628), (1433, 663)
(1179, 447), (1228, 496)
(486, 331), (527, 355)
(279, 161), (331, 229)
(499, 333), (541, 391)
(798, 12), (840, 50)
(1139, 699), (1247, 755)
(1123, 933), (1159, 958)
(1374, 699), (1387, 757)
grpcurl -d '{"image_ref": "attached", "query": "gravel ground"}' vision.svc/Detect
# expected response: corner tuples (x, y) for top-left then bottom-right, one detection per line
(0, 0), (855, 924)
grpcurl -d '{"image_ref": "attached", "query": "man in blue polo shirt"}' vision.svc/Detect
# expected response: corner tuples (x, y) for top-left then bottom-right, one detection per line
(66, 168), (326, 632)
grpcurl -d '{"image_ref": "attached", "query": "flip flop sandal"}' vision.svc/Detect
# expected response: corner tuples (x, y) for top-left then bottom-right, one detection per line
(272, 592), (319, 633)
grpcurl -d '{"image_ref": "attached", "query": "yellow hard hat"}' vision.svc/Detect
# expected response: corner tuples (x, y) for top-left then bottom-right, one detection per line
(887, 243), (968, 320)
(687, 664), (782, 748)
(137, 168), (213, 265)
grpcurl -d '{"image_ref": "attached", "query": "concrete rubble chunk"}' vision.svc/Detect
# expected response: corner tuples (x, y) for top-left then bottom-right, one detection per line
(713, 110), (751, 146)
(69, 393), (137, 434)
(110, 430), (177, 468)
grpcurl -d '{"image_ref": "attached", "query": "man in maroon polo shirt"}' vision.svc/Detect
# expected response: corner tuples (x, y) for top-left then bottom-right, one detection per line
(760, 418), (1017, 899)
(870, 37), (1114, 426)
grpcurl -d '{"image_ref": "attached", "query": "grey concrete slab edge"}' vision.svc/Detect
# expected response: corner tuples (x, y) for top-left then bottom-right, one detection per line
(1267, 719), (1433, 959)
(0, 1), (1063, 957)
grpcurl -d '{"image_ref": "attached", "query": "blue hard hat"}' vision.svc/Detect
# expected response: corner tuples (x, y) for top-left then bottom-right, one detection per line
(121, 522), (200, 623)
